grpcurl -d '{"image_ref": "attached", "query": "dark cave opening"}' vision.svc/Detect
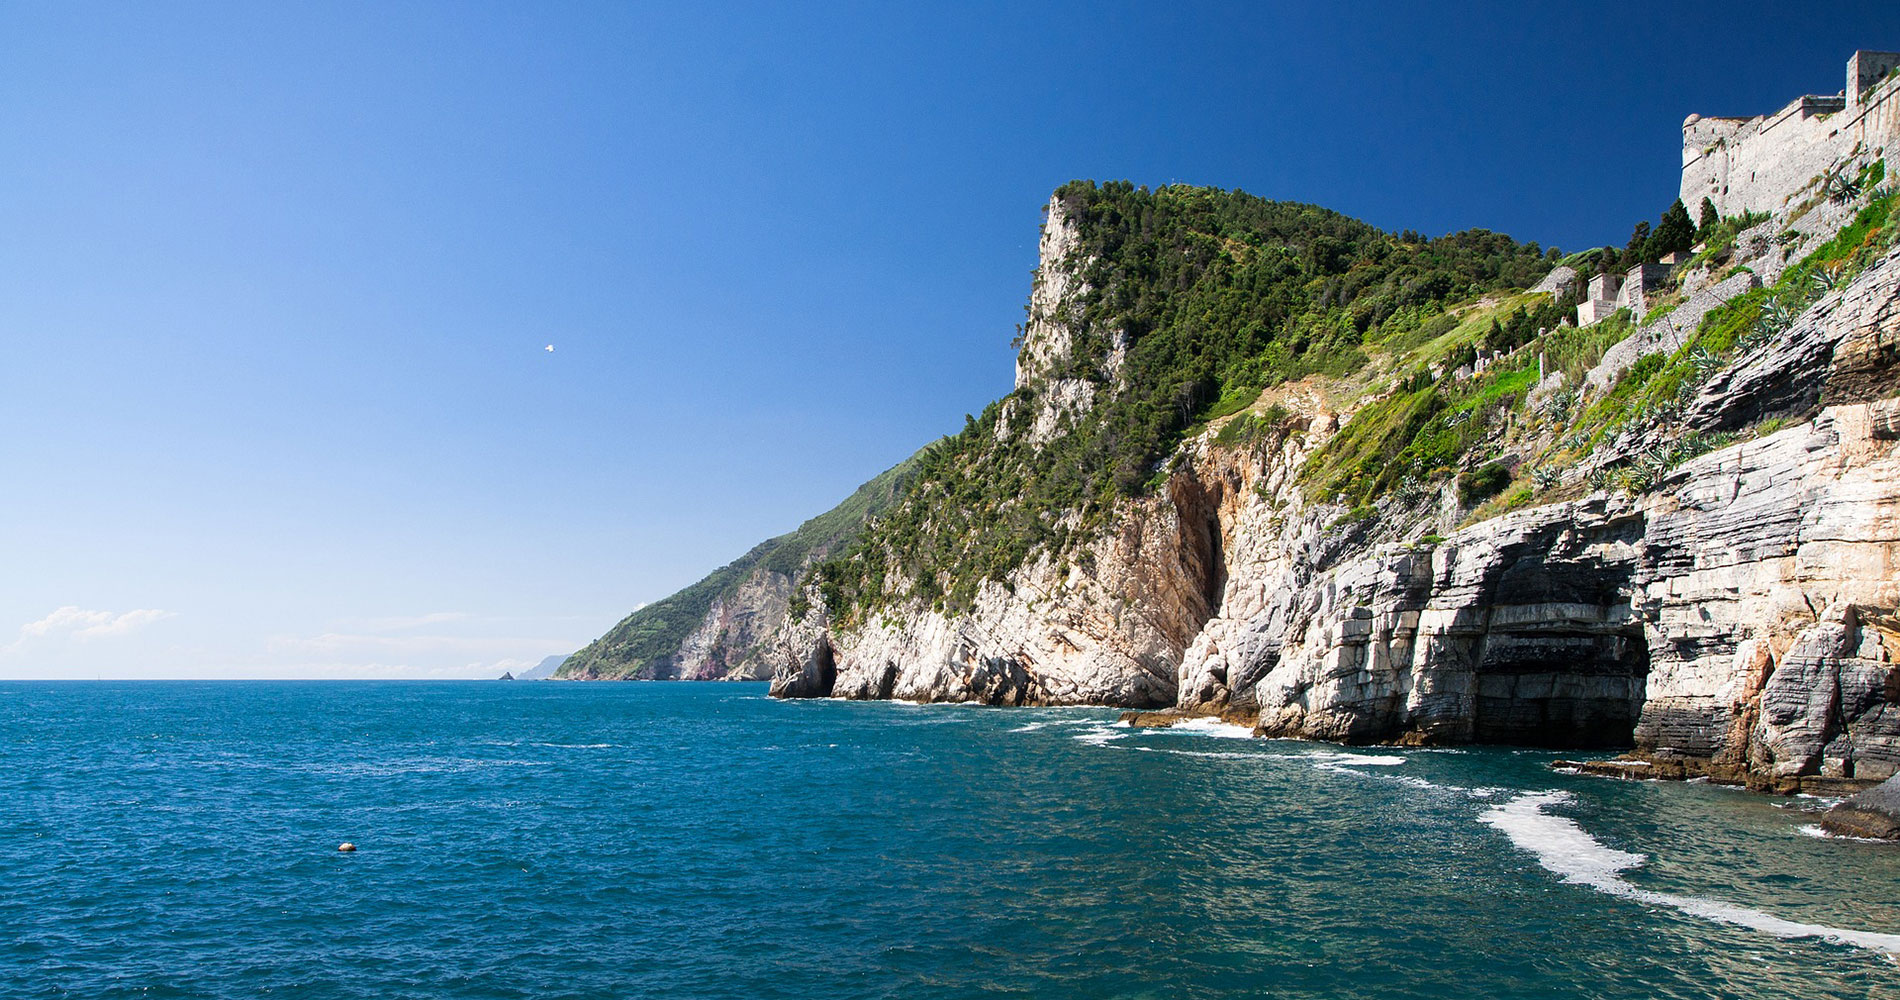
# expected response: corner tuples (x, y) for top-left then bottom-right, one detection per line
(1470, 626), (1652, 749)
(1203, 517), (1227, 618)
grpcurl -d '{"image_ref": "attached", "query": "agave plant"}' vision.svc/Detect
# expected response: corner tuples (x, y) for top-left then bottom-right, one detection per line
(1530, 465), (1562, 490)
(1586, 466), (1615, 491)
(1688, 346), (1721, 376)
(1736, 324), (1772, 354)
(1637, 443), (1671, 474)
(1759, 298), (1801, 337)
(1617, 466), (1657, 494)
(1809, 260), (1847, 293)
(1822, 164), (1863, 204)
(1544, 390), (1576, 422)
(1675, 378), (1702, 407)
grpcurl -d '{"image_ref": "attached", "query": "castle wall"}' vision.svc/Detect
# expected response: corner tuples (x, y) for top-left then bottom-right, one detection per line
(1615, 263), (1674, 317)
(1850, 51), (1900, 112)
(1681, 52), (1900, 218)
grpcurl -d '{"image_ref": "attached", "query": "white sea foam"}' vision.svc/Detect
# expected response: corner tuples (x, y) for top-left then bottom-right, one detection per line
(1128, 745), (1264, 761)
(1072, 724), (1126, 747)
(1796, 823), (1889, 843)
(1010, 720), (1091, 733)
(1167, 717), (1256, 739)
(1485, 792), (1900, 955)
(1300, 751), (1407, 766)
(529, 742), (614, 749)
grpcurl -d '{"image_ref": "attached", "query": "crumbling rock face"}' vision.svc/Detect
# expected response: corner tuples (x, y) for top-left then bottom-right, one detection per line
(768, 620), (837, 699)
(674, 568), (792, 681)
(801, 462), (1240, 708)
(1631, 403), (1900, 790)
(1822, 264), (1900, 408)
(998, 196), (1129, 447)
(1181, 492), (1651, 748)
(1675, 244), (1900, 437)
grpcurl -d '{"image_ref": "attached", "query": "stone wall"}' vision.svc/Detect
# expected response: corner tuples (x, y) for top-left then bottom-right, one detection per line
(1585, 270), (1760, 393)
(1681, 51), (1900, 218)
(1613, 262), (1673, 316)
(1850, 51), (1900, 112)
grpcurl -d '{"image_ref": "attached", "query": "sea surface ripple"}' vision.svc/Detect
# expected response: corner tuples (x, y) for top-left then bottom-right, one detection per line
(2, 681), (1896, 999)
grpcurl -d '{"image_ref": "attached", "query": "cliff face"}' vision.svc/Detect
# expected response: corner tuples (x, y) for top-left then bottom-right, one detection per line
(1167, 244), (1900, 790)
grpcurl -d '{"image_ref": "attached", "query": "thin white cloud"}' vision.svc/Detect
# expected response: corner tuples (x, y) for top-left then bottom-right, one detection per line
(6, 606), (175, 653)
(75, 608), (173, 639)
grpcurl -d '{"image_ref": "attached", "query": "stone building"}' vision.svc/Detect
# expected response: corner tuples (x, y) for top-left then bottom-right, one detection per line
(1576, 261), (1676, 327)
(1682, 50), (1900, 218)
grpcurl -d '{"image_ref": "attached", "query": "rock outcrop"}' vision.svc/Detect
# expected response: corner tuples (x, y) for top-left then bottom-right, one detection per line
(1822, 773), (1900, 839)
(672, 568), (791, 681)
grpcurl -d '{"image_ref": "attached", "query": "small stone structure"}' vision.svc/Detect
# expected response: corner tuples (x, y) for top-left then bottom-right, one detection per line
(1682, 50), (1900, 218)
(1576, 262), (1676, 327)
(1584, 270), (1762, 393)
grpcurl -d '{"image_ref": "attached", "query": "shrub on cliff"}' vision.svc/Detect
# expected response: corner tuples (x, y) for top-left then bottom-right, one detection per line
(1457, 463), (1511, 506)
(1697, 198), (1720, 240)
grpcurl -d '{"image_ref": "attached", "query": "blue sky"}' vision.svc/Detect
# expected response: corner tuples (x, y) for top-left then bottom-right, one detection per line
(3, 2), (1896, 678)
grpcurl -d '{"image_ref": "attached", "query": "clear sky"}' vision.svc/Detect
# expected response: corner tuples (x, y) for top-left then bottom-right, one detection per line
(3, 2), (1897, 678)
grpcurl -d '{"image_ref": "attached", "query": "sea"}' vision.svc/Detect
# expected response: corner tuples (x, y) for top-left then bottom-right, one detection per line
(2, 681), (1896, 999)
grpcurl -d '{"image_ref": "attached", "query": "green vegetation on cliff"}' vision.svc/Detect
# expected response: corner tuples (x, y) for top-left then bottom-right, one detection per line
(559, 452), (923, 679)
(811, 181), (1558, 622)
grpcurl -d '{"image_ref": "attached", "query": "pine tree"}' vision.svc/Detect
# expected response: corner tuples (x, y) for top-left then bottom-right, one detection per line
(1625, 222), (1651, 264)
(1697, 197), (1719, 239)
(1648, 199), (1696, 260)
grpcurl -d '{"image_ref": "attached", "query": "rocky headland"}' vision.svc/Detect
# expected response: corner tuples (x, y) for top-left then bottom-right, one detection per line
(569, 52), (1900, 833)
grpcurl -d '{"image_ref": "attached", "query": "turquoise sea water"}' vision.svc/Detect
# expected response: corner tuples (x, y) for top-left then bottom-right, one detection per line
(2, 681), (1897, 999)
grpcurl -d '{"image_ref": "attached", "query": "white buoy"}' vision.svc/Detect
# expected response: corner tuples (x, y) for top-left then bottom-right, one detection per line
(338, 842), (357, 852)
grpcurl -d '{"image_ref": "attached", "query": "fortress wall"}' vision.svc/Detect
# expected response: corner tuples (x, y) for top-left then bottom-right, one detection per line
(1682, 53), (1900, 218)
(1851, 51), (1900, 111)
